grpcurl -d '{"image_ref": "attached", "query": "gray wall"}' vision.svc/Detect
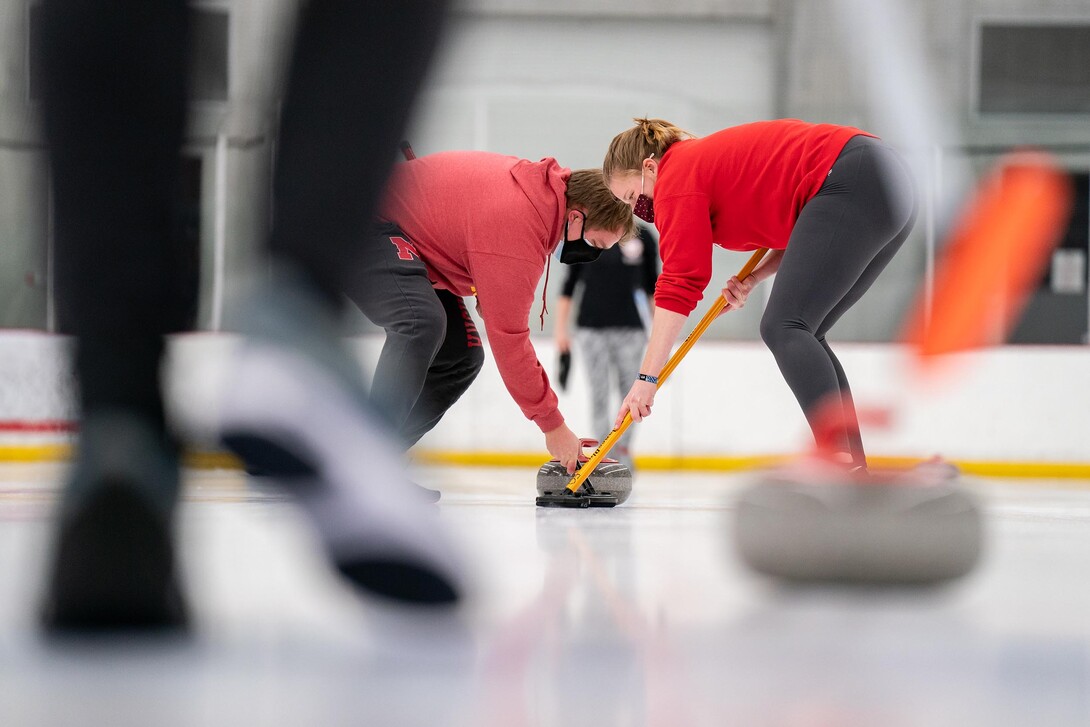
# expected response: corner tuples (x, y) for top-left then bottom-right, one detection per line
(1, 0), (1087, 340)
(398, 3), (778, 338)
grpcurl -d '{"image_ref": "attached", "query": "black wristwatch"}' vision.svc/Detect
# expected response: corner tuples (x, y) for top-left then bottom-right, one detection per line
(637, 373), (658, 385)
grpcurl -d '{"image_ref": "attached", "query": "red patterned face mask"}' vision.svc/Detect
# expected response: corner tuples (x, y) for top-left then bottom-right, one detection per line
(633, 194), (654, 223)
(633, 156), (655, 223)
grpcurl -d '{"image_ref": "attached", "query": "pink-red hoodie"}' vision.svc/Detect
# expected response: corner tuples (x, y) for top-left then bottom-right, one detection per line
(378, 151), (569, 433)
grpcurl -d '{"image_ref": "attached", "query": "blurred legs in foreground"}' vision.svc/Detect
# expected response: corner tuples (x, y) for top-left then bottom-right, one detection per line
(39, 0), (459, 632)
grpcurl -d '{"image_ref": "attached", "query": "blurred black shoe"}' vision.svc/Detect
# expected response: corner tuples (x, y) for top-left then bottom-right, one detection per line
(42, 411), (187, 633)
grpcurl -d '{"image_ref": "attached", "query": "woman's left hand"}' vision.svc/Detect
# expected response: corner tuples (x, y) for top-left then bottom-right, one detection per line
(719, 274), (756, 312)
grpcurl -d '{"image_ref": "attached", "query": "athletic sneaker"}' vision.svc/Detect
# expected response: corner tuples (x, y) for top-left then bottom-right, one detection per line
(219, 266), (464, 605)
(42, 411), (187, 632)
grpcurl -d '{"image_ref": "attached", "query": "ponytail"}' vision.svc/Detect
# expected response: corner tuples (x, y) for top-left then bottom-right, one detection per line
(602, 117), (694, 181)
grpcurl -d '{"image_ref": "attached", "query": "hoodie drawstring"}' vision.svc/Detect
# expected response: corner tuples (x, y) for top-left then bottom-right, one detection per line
(538, 253), (551, 331)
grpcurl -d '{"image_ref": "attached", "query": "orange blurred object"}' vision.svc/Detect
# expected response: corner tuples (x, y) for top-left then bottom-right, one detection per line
(904, 152), (1073, 369)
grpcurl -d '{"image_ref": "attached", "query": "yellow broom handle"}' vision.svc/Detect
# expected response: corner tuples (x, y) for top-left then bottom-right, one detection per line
(564, 247), (769, 493)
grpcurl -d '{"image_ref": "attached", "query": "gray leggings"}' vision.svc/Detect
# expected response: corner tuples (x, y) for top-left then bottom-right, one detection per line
(574, 327), (647, 453)
(760, 135), (917, 466)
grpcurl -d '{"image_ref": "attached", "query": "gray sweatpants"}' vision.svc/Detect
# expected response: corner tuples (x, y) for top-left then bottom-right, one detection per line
(574, 327), (647, 454)
(760, 135), (918, 466)
(344, 224), (485, 447)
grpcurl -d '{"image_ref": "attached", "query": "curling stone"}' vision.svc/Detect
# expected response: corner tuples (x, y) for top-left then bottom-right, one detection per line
(536, 439), (633, 508)
(732, 463), (982, 585)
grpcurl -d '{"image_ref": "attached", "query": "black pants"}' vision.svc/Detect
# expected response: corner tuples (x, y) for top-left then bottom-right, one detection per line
(345, 226), (485, 447)
(760, 135), (918, 465)
(39, 0), (448, 431)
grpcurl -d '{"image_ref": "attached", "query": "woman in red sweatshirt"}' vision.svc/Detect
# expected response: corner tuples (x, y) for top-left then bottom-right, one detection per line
(603, 118), (917, 471)
(347, 152), (633, 481)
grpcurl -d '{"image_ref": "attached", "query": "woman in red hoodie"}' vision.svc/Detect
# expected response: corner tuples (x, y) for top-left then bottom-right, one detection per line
(603, 118), (917, 471)
(348, 152), (633, 481)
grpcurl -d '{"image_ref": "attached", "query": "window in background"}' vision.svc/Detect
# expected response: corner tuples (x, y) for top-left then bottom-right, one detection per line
(978, 23), (1090, 114)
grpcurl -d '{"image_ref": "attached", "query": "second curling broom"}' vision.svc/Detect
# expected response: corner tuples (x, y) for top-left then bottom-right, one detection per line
(536, 247), (769, 508)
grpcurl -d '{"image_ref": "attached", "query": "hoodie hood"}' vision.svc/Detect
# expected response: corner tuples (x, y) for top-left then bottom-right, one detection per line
(509, 158), (570, 329)
(509, 158), (570, 255)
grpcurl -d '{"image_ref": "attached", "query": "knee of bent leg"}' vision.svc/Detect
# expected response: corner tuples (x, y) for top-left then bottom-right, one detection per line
(420, 306), (449, 355)
(439, 342), (485, 394)
(461, 342), (485, 380)
(758, 312), (783, 349)
(390, 296), (447, 357)
(760, 312), (810, 354)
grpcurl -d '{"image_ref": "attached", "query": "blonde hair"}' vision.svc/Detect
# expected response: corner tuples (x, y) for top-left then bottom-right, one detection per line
(566, 168), (637, 241)
(602, 117), (695, 181)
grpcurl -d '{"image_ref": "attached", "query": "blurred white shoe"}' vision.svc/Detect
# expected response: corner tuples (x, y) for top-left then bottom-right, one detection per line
(220, 267), (464, 606)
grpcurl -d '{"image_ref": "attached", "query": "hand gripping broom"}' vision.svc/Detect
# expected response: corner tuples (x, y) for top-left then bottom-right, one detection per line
(537, 247), (769, 507)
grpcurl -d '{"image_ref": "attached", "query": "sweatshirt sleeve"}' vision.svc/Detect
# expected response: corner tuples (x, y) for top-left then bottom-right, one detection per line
(653, 193), (714, 316)
(468, 250), (565, 433)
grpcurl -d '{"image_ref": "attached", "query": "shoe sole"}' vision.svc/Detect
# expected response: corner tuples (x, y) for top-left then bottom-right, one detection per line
(222, 425), (458, 606)
(225, 432), (456, 604)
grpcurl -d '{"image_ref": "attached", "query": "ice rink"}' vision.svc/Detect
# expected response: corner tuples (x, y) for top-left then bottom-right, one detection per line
(2, 462), (1088, 726)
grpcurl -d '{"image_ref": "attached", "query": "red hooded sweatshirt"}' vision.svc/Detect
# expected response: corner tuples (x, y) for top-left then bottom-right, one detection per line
(653, 119), (872, 316)
(378, 151), (569, 433)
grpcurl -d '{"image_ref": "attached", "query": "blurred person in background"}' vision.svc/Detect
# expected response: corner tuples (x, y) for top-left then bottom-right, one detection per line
(38, 0), (461, 632)
(553, 223), (658, 471)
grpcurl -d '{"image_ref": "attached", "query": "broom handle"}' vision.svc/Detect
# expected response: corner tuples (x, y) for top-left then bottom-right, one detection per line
(564, 247), (769, 493)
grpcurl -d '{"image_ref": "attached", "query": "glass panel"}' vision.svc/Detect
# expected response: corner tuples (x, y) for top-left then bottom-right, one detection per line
(980, 24), (1090, 114)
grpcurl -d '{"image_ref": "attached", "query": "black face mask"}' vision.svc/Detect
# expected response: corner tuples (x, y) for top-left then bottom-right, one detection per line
(558, 214), (603, 265)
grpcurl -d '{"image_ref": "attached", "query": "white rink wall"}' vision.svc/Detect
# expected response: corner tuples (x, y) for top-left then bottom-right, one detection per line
(411, 337), (1090, 465)
(0, 330), (1087, 466)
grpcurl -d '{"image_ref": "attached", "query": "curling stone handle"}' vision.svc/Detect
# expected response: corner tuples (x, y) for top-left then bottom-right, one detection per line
(563, 247), (769, 493)
(576, 438), (601, 464)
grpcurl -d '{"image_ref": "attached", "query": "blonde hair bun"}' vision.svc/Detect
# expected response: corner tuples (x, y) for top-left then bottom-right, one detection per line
(603, 118), (695, 179)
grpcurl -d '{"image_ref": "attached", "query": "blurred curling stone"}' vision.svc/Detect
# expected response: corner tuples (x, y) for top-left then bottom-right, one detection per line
(731, 155), (1071, 585)
(536, 439), (632, 508)
(732, 459), (982, 585)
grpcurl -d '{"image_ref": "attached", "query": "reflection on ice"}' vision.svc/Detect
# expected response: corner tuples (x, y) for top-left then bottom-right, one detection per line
(0, 465), (1087, 726)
